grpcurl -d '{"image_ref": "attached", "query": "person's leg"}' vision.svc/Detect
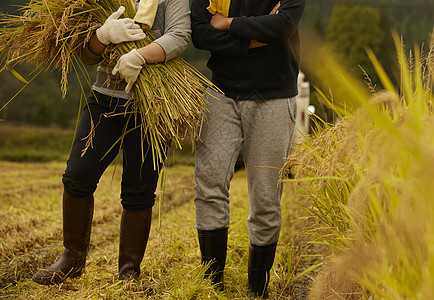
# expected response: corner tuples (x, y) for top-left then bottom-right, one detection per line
(32, 191), (94, 285)
(247, 242), (277, 299)
(240, 97), (297, 298)
(197, 228), (228, 290)
(33, 92), (125, 285)
(194, 89), (243, 288)
(117, 121), (162, 290)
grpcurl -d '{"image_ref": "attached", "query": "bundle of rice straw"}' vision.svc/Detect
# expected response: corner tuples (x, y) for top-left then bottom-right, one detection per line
(0, 0), (216, 165)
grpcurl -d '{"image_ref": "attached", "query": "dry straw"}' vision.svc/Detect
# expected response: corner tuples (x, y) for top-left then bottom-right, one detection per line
(0, 0), (217, 165)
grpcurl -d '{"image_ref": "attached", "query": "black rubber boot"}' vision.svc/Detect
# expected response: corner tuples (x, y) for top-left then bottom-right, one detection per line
(198, 228), (228, 290)
(247, 242), (277, 299)
(32, 191), (94, 285)
(118, 208), (153, 294)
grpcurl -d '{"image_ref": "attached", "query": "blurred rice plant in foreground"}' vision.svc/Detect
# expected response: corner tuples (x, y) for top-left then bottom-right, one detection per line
(283, 30), (434, 299)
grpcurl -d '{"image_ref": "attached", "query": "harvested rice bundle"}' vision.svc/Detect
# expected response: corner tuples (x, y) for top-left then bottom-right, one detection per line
(0, 0), (216, 164)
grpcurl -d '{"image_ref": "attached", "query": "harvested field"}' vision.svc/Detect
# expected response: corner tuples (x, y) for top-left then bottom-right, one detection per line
(0, 160), (309, 299)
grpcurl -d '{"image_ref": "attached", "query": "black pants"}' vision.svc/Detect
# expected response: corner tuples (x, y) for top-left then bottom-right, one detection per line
(62, 91), (161, 211)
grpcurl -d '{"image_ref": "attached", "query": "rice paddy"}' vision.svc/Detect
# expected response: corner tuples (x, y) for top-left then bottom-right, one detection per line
(1, 1), (433, 298)
(0, 151), (308, 299)
(282, 32), (434, 299)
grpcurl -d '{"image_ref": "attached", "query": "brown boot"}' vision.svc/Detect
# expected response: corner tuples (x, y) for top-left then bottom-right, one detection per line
(118, 208), (153, 293)
(32, 191), (94, 285)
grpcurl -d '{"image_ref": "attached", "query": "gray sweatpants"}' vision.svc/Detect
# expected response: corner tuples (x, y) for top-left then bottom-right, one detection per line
(194, 89), (297, 246)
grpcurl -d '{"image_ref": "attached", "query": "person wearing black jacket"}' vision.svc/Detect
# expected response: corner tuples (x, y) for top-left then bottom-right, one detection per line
(191, 0), (305, 298)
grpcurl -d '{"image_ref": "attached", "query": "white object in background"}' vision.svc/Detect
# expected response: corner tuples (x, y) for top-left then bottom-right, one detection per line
(292, 72), (312, 150)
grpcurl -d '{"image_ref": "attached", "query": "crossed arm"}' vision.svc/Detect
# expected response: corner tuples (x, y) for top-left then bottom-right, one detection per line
(210, 2), (280, 30)
(191, 0), (305, 56)
(209, 2), (280, 49)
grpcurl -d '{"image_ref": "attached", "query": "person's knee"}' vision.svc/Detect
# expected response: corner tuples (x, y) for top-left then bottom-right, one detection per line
(120, 193), (155, 211)
(62, 173), (97, 198)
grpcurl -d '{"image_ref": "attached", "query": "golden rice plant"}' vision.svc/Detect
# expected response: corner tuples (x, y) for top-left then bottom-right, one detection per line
(0, 0), (216, 165)
(283, 30), (434, 299)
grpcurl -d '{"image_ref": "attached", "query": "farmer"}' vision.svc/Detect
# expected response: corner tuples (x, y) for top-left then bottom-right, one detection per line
(191, 0), (305, 297)
(32, 0), (191, 289)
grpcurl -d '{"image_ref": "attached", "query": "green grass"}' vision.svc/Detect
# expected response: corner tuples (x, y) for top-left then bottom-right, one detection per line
(0, 124), (74, 161)
(0, 124), (197, 165)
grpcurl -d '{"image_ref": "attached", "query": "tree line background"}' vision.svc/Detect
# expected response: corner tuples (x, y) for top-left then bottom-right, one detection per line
(0, 0), (433, 128)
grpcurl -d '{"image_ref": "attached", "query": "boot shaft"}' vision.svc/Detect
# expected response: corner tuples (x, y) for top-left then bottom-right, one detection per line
(62, 191), (94, 256)
(198, 228), (228, 289)
(118, 208), (152, 280)
(32, 191), (94, 285)
(247, 242), (277, 299)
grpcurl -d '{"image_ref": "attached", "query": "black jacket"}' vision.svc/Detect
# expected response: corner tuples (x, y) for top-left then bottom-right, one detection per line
(191, 0), (306, 100)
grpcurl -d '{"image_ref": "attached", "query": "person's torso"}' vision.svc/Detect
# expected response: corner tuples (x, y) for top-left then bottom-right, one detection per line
(228, 0), (280, 18)
(209, 0), (299, 100)
(93, 0), (167, 99)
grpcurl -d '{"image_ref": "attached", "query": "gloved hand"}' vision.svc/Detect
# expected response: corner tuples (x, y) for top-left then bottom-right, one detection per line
(112, 49), (146, 93)
(96, 6), (146, 45)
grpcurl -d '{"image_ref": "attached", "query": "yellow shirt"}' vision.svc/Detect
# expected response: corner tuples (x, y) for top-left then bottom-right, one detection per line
(134, 0), (159, 30)
(207, 0), (231, 17)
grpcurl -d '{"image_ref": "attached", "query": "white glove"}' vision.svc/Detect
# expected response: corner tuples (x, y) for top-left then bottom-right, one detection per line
(112, 49), (146, 93)
(96, 6), (146, 45)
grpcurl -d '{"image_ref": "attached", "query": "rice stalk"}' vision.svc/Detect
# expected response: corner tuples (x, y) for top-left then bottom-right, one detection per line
(283, 31), (434, 299)
(0, 0), (217, 165)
